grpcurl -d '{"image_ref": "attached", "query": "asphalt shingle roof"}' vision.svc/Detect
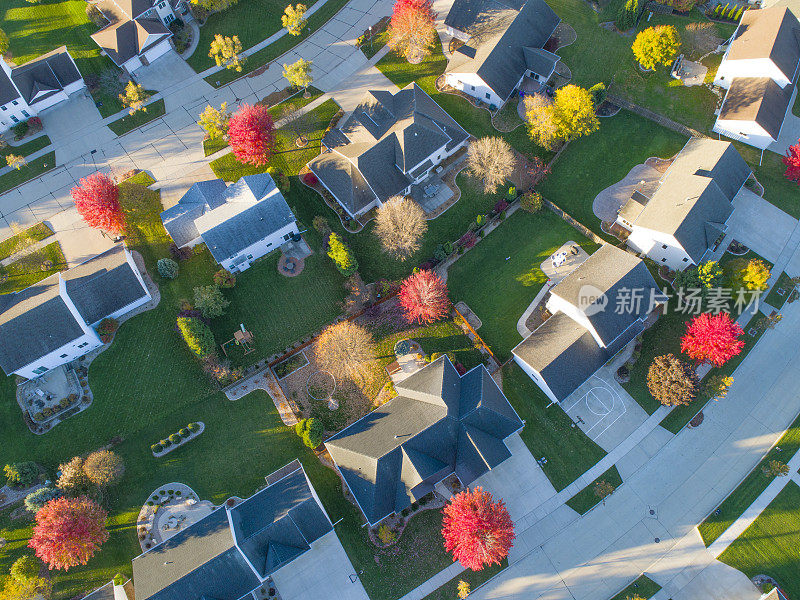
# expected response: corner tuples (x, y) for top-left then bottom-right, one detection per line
(718, 76), (793, 141)
(91, 17), (171, 66)
(0, 67), (21, 106)
(325, 357), (522, 524)
(727, 6), (800, 83)
(9, 46), (82, 106)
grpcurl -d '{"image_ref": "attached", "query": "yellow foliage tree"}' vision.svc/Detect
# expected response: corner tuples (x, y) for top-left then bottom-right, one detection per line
(190, 0), (237, 11)
(5, 154), (26, 170)
(209, 34), (245, 72)
(740, 258), (771, 291)
(119, 81), (150, 115)
(282, 58), (313, 92)
(632, 25), (681, 70)
(282, 4), (308, 35)
(527, 85), (598, 147)
(198, 102), (231, 139)
(457, 580), (471, 600)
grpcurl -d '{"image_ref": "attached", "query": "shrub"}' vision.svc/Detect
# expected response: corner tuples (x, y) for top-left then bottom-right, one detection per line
(213, 269), (236, 288)
(113, 573), (126, 586)
(169, 243), (192, 261)
(507, 186), (515, 198)
(169, 433), (182, 444)
(187, 422), (200, 432)
(520, 191), (543, 213)
(24, 487), (61, 513)
(434, 244), (448, 262)
(160, 438), (171, 447)
(588, 82), (607, 107)
(377, 524), (396, 544)
(12, 121), (29, 139)
(327, 232), (358, 276)
(179, 428), (190, 438)
(151, 443), (163, 453)
(98, 318), (119, 343)
(177, 317), (216, 358)
(10, 555), (41, 581)
(476, 214), (486, 227)
(157, 258), (179, 279)
(4, 462), (39, 488)
(294, 418), (324, 448)
(193, 284), (229, 318)
(302, 171), (319, 186)
(494, 199), (509, 214)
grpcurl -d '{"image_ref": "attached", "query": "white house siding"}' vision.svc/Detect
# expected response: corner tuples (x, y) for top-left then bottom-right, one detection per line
(29, 91), (70, 112)
(142, 39), (173, 65)
(714, 57), (791, 89)
(63, 79), (87, 96)
(0, 101), (33, 131)
(444, 73), (503, 108)
(627, 227), (694, 271)
(511, 355), (559, 404)
(15, 331), (102, 380)
(123, 55), (144, 73)
(713, 118), (777, 150)
(152, 0), (178, 25)
(446, 26), (471, 42)
(218, 222), (299, 272)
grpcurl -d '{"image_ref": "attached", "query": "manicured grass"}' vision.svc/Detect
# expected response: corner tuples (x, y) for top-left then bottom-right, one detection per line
(420, 560), (507, 600)
(608, 574), (662, 600)
(0, 151), (56, 194)
(360, 29), (389, 59)
(764, 272), (794, 309)
(209, 98), (339, 179)
(204, 0), (350, 86)
(501, 363), (607, 492)
(734, 143), (800, 219)
(537, 109), (687, 239)
(203, 137), (229, 157)
(698, 411), (800, 547)
(718, 481), (800, 599)
(0, 241), (67, 294)
(0, 222), (54, 261)
(566, 465), (623, 515)
(447, 209), (599, 362)
(0, 135), (51, 161)
(107, 100), (166, 136)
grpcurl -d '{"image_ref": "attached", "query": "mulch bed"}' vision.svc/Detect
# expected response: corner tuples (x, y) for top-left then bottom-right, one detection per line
(689, 411), (705, 428)
(596, 101), (621, 117)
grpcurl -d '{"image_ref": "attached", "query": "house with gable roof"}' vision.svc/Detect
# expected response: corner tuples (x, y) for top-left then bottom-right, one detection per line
(307, 83), (469, 219)
(325, 356), (523, 526)
(0, 47), (86, 132)
(615, 139), (752, 271)
(160, 173), (299, 273)
(443, 0), (561, 107)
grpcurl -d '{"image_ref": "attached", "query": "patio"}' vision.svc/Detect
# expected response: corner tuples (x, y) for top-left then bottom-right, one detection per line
(277, 236), (312, 277)
(671, 55), (708, 87)
(592, 163), (662, 223)
(411, 174), (454, 214)
(541, 241), (590, 283)
(386, 339), (427, 384)
(17, 365), (84, 427)
(137, 482), (215, 551)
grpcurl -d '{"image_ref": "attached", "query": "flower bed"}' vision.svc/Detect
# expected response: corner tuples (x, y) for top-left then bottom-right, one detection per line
(273, 350), (309, 379)
(151, 422), (205, 456)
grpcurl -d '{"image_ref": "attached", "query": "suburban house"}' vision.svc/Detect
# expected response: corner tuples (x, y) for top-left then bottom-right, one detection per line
(443, 0), (561, 107)
(160, 174), (300, 273)
(0, 47), (86, 132)
(91, 0), (181, 73)
(325, 356), (524, 526)
(712, 6), (800, 149)
(131, 461), (369, 600)
(616, 138), (752, 271)
(0, 244), (151, 380)
(512, 245), (665, 404)
(307, 83), (469, 219)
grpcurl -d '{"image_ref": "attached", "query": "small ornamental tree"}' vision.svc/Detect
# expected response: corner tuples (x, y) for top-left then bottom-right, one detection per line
(728, 258), (771, 291)
(466, 137), (516, 193)
(387, 0), (437, 62)
(10, 556), (41, 581)
(83, 450), (125, 488)
(56, 456), (92, 496)
(157, 258), (179, 279)
(327, 232), (359, 276)
(762, 459), (790, 478)
(783, 140), (800, 185)
(213, 268), (236, 288)
(457, 580), (471, 600)
(282, 4), (308, 35)
(525, 94), (559, 150)
(701, 374), (734, 401)
(29, 496), (109, 571)
(209, 34), (244, 71)
(71, 173), (125, 235)
(681, 312), (744, 367)
(193, 284), (230, 318)
(632, 25), (680, 70)
(6, 154), (26, 170)
(520, 191), (543, 213)
(399, 270), (450, 324)
(646, 354), (699, 406)
(282, 58), (313, 93)
(294, 418), (323, 448)
(119, 81), (150, 115)
(24, 487), (62, 514)
(4, 462), (39, 488)
(594, 479), (616, 504)
(550, 85), (600, 142)
(442, 487), (515, 571)
(177, 317), (216, 358)
(198, 102), (231, 140)
(315, 321), (376, 382)
(374, 196), (427, 260)
(227, 104), (275, 166)
(0, 573), (52, 600)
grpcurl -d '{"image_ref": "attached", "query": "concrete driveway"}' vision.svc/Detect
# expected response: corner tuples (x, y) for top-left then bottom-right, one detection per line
(592, 163), (661, 223)
(726, 187), (797, 263)
(271, 530), (370, 600)
(39, 90), (114, 164)
(767, 86), (800, 156)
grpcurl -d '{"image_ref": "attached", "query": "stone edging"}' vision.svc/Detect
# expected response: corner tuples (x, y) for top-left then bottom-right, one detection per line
(152, 422), (205, 457)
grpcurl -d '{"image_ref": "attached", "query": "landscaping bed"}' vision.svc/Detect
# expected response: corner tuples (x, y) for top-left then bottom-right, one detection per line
(108, 100), (166, 136)
(565, 465), (622, 515)
(151, 422), (205, 456)
(0, 241), (67, 294)
(0, 222), (54, 261)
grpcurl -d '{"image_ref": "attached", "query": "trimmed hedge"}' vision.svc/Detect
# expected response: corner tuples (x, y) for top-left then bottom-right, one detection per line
(177, 317), (216, 357)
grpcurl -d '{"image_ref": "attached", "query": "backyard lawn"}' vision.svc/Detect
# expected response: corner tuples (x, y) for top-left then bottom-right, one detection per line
(566, 465), (623, 515)
(0, 241), (67, 294)
(0, 151), (57, 194)
(447, 208), (599, 362)
(607, 574), (662, 600)
(698, 411), (800, 547)
(718, 482), (800, 599)
(501, 364), (608, 492)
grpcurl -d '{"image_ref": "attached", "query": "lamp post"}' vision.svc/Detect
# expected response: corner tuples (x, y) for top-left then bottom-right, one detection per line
(369, 26), (373, 54)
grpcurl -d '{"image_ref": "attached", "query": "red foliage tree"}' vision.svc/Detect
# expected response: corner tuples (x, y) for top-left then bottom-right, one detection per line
(783, 139), (800, 185)
(70, 173), (125, 234)
(442, 487), (515, 571)
(398, 269), (449, 324)
(680, 312), (744, 367)
(228, 104), (276, 166)
(388, 0), (436, 59)
(29, 496), (109, 571)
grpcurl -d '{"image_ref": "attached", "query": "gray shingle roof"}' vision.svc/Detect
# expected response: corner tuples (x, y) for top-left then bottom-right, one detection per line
(161, 179), (228, 247)
(445, 0), (560, 101)
(62, 244), (148, 325)
(9, 46), (82, 105)
(522, 47), (560, 76)
(633, 139), (751, 261)
(80, 582), (115, 600)
(325, 357), (523, 525)
(91, 17), (171, 66)
(309, 83), (469, 215)
(0, 66), (21, 106)
(727, 6), (800, 83)
(718, 76), (793, 140)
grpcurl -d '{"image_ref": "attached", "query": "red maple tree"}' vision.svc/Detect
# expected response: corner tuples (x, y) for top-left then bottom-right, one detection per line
(388, 0), (436, 60)
(71, 173), (125, 234)
(29, 496), (109, 571)
(228, 104), (276, 166)
(783, 139), (800, 184)
(680, 312), (745, 367)
(442, 487), (515, 571)
(398, 269), (449, 324)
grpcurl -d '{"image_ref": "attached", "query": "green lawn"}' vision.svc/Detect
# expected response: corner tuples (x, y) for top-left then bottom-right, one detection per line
(733, 143), (800, 219)
(0, 241), (67, 294)
(360, 29), (389, 59)
(764, 272), (794, 309)
(698, 411), (800, 547)
(0, 222), (54, 261)
(501, 363), (608, 492)
(421, 561), (507, 600)
(210, 98), (339, 179)
(107, 100), (166, 137)
(608, 574), (662, 600)
(537, 110), (687, 239)
(566, 465), (623, 515)
(447, 209), (599, 362)
(203, 0), (350, 86)
(0, 152), (56, 194)
(718, 481), (800, 599)
(1, 135), (51, 161)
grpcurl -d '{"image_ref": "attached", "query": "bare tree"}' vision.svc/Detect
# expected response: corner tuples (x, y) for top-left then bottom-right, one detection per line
(467, 137), (516, 193)
(374, 196), (427, 260)
(315, 321), (376, 382)
(683, 22), (721, 58)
